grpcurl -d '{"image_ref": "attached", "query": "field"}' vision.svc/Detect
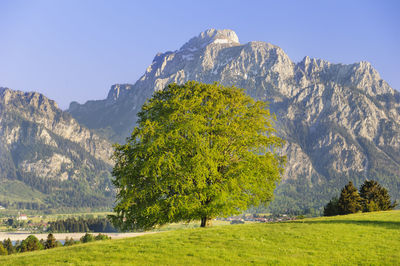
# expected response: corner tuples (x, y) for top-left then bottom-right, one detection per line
(1, 211), (399, 265)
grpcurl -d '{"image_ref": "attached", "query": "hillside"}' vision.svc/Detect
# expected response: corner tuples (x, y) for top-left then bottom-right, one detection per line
(1, 211), (399, 265)
(0, 88), (115, 211)
(68, 29), (400, 214)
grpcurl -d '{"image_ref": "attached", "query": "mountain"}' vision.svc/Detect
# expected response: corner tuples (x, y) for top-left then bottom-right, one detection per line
(0, 88), (115, 211)
(68, 29), (400, 214)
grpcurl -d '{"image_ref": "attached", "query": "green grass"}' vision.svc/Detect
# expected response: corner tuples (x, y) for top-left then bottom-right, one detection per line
(1, 211), (399, 265)
(153, 219), (231, 231)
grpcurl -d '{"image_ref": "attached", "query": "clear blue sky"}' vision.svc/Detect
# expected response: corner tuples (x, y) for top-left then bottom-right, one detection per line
(1, 0), (399, 109)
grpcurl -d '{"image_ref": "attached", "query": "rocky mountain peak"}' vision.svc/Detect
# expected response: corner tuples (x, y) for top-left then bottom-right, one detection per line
(106, 84), (134, 103)
(66, 30), (400, 214)
(180, 29), (240, 51)
(0, 87), (115, 210)
(0, 87), (59, 111)
(298, 56), (330, 70)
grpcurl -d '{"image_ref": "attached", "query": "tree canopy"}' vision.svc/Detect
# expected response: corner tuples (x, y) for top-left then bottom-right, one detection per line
(44, 234), (57, 249)
(110, 81), (285, 230)
(324, 179), (396, 216)
(359, 180), (397, 212)
(323, 196), (339, 216)
(338, 181), (362, 215)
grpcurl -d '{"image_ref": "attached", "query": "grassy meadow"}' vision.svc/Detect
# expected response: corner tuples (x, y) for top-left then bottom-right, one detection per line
(1, 211), (399, 265)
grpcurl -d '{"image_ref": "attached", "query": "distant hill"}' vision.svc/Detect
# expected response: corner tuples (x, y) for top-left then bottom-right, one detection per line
(68, 29), (400, 214)
(0, 88), (115, 211)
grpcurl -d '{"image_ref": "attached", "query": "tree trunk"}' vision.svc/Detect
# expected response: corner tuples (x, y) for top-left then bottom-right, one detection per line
(200, 217), (212, 227)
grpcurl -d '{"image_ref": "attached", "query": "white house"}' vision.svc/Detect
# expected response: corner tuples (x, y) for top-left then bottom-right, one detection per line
(17, 214), (28, 221)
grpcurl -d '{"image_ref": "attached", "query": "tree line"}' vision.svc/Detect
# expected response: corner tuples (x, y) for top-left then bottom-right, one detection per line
(47, 217), (118, 233)
(324, 180), (397, 216)
(0, 233), (110, 256)
(0, 200), (46, 210)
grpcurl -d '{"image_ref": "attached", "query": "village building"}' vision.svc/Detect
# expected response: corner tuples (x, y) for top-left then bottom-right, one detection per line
(17, 214), (28, 221)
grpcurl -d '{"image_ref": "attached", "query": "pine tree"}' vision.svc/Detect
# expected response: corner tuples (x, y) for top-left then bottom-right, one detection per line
(359, 180), (397, 212)
(45, 233), (57, 249)
(338, 181), (362, 214)
(323, 196), (339, 216)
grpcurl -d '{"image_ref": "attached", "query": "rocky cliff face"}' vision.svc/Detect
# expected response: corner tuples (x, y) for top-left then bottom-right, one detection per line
(0, 88), (114, 210)
(68, 29), (400, 214)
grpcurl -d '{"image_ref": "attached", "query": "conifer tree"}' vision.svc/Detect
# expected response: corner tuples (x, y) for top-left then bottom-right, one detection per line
(45, 233), (57, 249)
(359, 180), (397, 212)
(323, 196), (339, 216)
(338, 181), (362, 214)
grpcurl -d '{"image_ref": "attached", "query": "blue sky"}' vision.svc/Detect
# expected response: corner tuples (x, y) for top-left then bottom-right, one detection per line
(0, 0), (399, 109)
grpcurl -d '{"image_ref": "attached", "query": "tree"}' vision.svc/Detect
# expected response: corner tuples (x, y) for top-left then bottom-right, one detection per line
(18, 235), (43, 252)
(2, 238), (15, 255)
(110, 81), (285, 230)
(94, 233), (111, 240)
(80, 233), (94, 243)
(338, 181), (362, 214)
(63, 237), (75, 246)
(359, 180), (397, 212)
(323, 196), (339, 216)
(0, 242), (7, 256)
(45, 233), (57, 249)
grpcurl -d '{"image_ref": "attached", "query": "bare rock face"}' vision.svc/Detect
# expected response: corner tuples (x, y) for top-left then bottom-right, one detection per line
(68, 29), (400, 214)
(0, 88), (114, 210)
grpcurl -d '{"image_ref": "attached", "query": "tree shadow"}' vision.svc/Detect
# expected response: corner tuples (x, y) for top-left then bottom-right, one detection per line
(299, 220), (400, 230)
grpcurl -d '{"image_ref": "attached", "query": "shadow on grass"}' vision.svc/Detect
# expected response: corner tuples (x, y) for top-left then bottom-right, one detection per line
(299, 220), (400, 230)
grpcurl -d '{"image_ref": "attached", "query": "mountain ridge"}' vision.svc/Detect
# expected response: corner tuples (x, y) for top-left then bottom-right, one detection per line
(1, 29), (397, 214)
(0, 87), (115, 211)
(67, 29), (399, 214)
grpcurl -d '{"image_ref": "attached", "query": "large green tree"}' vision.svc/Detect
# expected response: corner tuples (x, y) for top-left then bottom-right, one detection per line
(110, 81), (285, 230)
(359, 180), (397, 212)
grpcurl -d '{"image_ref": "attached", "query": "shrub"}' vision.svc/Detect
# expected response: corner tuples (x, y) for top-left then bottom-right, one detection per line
(63, 237), (76, 246)
(80, 233), (94, 243)
(94, 234), (111, 241)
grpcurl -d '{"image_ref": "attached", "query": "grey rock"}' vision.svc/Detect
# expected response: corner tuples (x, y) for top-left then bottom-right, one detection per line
(0, 88), (114, 209)
(68, 29), (400, 213)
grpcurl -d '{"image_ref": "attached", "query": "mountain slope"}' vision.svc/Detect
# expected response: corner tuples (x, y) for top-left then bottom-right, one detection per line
(68, 29), (400, 214)
(0, 88), (115, 211)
